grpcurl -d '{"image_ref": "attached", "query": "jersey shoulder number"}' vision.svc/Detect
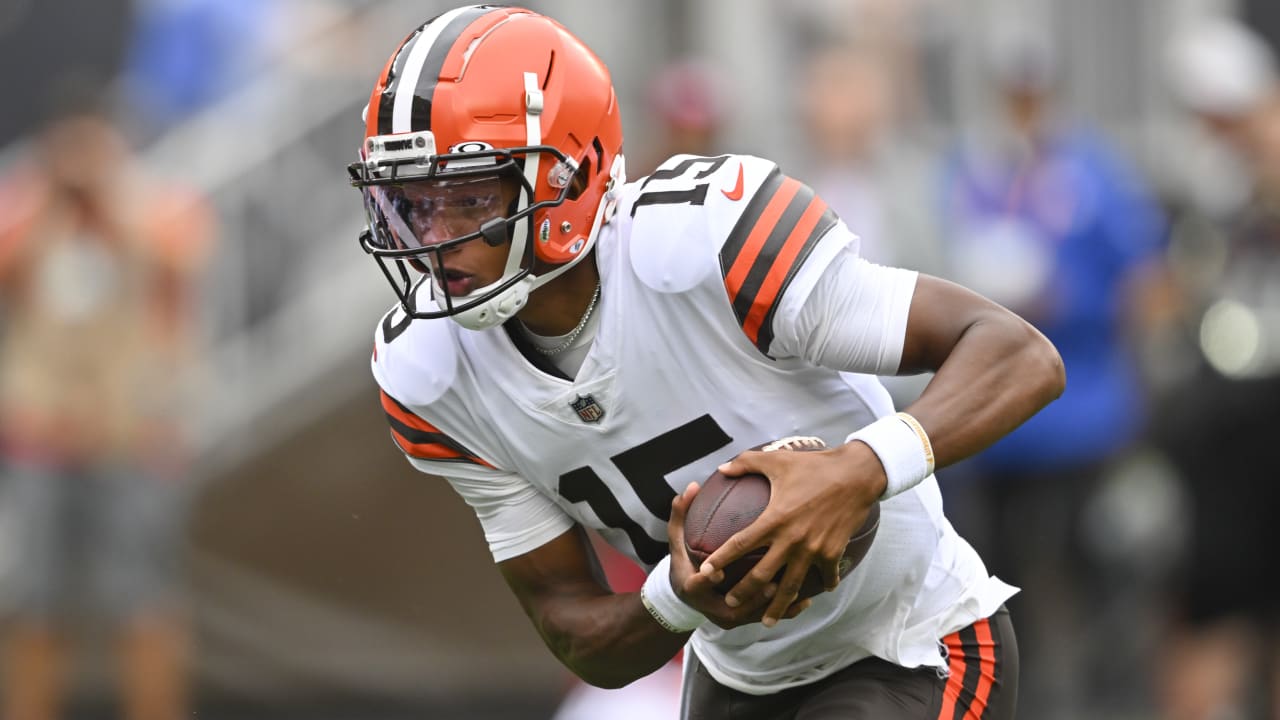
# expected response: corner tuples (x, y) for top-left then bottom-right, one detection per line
(629, 154), (840, 353)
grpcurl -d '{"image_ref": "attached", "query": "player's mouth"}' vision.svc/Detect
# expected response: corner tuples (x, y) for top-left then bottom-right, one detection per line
(440, 268), (476, 297)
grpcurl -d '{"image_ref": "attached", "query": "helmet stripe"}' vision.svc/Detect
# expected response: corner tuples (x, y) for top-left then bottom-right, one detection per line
(386, 5), (494, 134)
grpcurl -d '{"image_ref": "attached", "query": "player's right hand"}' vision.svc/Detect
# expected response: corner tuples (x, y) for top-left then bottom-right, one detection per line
(667, 483), (813, 630)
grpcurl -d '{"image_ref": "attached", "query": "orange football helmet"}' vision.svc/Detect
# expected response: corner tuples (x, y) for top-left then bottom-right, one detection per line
(349, 5), (626, 329)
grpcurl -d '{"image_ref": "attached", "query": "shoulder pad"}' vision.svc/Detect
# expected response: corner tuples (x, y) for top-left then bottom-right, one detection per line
(370, 304), (494, 469)
(624, 154), (777, 294)
(629, 154), (778, 236)
(626, 154), (841, 353)
(371, 303), (459, 407)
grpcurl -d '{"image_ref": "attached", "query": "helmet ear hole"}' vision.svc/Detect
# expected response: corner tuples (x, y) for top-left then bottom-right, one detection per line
(567, 156), (591, 200)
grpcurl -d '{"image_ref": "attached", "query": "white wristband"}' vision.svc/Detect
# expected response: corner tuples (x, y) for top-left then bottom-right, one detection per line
(639, 555), (707, 633)
(845, 412), (936, 499)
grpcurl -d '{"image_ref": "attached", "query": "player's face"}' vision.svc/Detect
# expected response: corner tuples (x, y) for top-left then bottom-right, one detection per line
(369, 173), (520, 297)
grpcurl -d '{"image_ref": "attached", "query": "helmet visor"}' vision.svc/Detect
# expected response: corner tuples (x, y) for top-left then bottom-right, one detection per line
(359, 166), (536, 315)
(363, 171), (520, 253)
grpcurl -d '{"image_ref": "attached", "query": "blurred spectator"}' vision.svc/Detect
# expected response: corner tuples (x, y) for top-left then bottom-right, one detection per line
(0, 0), (134, 146)
(936, 23), (1168, 720)
(632, 58), (729, 178)
(0, 102), (214, 720)
(797, 43), (944, 274)
(1156, 16), (1280, 720)
(795, 40), (946, 410)
(121, 0), (282, 141)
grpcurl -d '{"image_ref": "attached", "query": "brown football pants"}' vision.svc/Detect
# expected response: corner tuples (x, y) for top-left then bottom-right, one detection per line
(681, 606), (1018, 720)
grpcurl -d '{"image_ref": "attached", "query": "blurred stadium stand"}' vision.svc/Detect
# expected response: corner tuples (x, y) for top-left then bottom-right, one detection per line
(2, 0), (1273, 718)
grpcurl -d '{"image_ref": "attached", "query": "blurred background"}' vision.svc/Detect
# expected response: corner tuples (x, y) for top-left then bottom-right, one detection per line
(1, 0), (1278, 718)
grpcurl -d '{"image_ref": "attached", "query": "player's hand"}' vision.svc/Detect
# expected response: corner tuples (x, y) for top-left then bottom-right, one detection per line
(697, 442), (885, 628)
(667, 482), (812, 630)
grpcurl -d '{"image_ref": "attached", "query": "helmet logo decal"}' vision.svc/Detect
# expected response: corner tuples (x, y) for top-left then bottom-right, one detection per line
(446, 140), (497, 171)
(450, 140), (494, 153)
(539, 218), (551, 243)
(569, 238), (586, 254)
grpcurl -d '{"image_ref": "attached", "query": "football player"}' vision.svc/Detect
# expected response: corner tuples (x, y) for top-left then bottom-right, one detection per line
(349, 6), (1063, 719)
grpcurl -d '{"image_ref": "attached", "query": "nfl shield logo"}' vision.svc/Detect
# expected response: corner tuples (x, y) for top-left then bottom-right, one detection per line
(570, 394), (606, 423)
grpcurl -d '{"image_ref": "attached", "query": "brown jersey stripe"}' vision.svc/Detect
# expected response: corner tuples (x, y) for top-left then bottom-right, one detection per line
(722, 177), (802, 336)
(722, 172), (836, 352)
(724, 178), (807, 309)
(741, 195), (836, 351)
(389, 429), (486, 464)
(380, 391), (493, 467)
(380, 390), (441, 433)
(720, 168), (787, 297)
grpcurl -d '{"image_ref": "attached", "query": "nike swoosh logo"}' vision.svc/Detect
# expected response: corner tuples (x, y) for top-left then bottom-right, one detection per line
(722, 163), (745, 201)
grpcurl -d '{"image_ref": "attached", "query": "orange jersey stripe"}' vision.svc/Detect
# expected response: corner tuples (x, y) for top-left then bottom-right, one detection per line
(739, 194), (830, 344)
(938, 629), (968, 720)
(966, 617), (997, 719)
(722, 178), (802, 305)
(380, 390), (441, 434)
(379, 390), (494, 468)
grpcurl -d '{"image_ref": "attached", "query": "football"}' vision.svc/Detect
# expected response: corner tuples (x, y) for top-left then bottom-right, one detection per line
(683, 436), (880, 599)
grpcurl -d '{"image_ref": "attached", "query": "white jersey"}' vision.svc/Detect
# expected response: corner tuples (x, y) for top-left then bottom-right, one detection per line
(370, 154), (1016, 694)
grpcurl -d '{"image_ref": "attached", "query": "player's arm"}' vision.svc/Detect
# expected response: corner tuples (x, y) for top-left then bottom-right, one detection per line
(496, 483), (800, 688)
(704, 250), (1064, 624)
(893, 274), (1065, 467)
(496, 525), (688, 689)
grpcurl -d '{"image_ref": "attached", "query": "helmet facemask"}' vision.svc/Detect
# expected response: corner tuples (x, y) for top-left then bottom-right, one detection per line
(349, 133), (586, 329)
(353, 8), (627, 329)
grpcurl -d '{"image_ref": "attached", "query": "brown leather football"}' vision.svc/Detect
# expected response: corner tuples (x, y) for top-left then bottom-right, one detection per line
(683, 437), (880, 598)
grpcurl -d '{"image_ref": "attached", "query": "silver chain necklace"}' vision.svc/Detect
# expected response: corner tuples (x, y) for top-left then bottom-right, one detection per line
(532, 282), (601, 356)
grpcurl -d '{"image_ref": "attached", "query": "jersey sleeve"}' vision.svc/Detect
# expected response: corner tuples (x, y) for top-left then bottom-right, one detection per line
(439, 471), (576, 563)
(378, 389), (495, 469)
(627, 154), (860, 358)
(370, 319), (576, 563)
(370, 304), (498, 473)
(768, 246), (919, 374)
(717, 163), (847, 355)
(386, 389), (576, 562)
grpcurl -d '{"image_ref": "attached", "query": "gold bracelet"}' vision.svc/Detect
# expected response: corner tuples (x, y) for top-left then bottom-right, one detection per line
(895, 411), (936, 475)
(639, 584), (684, 634)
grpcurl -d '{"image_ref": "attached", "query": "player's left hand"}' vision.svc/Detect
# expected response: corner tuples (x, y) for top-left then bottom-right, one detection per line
(668, 482), (813, 630)
(698, 441), (886, 627)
